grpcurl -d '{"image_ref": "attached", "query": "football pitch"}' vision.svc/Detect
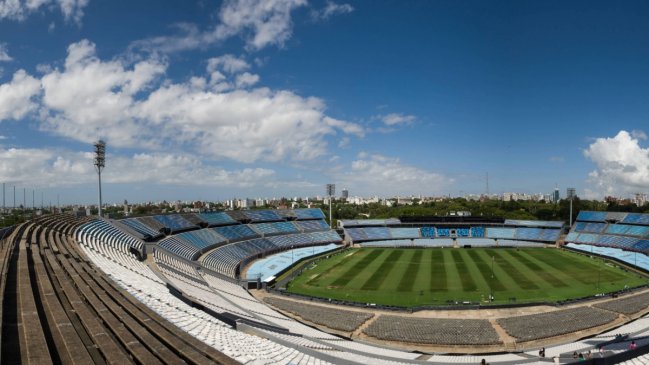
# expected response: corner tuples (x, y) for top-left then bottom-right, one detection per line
(286, 247), (648, 307)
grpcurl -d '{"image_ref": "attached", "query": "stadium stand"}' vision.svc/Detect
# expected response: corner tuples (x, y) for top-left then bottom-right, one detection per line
(486, 227), (516, 239)
(7, 211), (649, 365)
(243, 209), (282, 222)
(152, 214), (197, 232)
(293, 208), (327, 220)
(594, 292), (649, 315)
(201, 230), (342, 279)
(504, 219), (564, 228)
(213, 224), (259, 242)
(338, 218), (401, 227)
(224, 210), (249, 222)
(198, 212), (237, 226)
(117, 216), (163, 239)
(294, 219), (330, 232)
(389, 227), (421, 239)
(470, 226), (485, 237)
(497, 307), (618, 342)
(251, 221), (300, 236)
(566, 211), (649, 254)
(264, 297), (373, 332)
(364, 316), (501, 345)
(577, 211), (609, 222)
(421, 226), (437, 238)
(1, 215), (237, 364)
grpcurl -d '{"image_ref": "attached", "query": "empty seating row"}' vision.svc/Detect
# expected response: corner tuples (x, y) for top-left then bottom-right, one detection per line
(264, 297), (373, 333)
(157, 236), (201, 261)
(152, 214), (197, 232)
(486, 227), (516, 239)
(504, 219), (564, 228)
(566, 233), (649, 254)
(176, 228), (228, 250)
(574, 222), (607, 233)
(577, 210), (649, 225)
(338, 219), (401, 227)
(76, 219), (144, 253)
(19, 216), (238, 365)
(198, 212), (237, 226)
(294, 219), (330, 232)
(242, 209), (282, 222)
(594, 292), (649, 315)
(577, 211), (611, 223)
(622, 213), (649, 225)
(117, 217), (163, 239)
(251, 221), (300, 236)
(496, 307), (618, 342)
(201, 231), (342, 278)
(213, 224), (259, 242)
(364, 315), (501, 345)
(292, 208), (326, 220)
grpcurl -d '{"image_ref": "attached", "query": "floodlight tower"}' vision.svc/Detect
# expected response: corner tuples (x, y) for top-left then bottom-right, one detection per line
(326, 184), (335, 228)
(567, 187), (576, 224)
(94, 140), (106, 218)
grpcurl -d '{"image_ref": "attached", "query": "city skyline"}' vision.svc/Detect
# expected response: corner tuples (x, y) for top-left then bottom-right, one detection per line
(1, 1), (649, 204)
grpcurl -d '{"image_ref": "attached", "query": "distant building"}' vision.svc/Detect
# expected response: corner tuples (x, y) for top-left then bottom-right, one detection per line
(634, 193), (647, 206)
(341, 188), (349, 199)
(567, 188), (576, 200)
(553, 188), (560, 203)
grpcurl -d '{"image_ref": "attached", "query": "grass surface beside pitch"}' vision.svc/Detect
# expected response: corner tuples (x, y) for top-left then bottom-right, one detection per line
(285, 247), (648, 307)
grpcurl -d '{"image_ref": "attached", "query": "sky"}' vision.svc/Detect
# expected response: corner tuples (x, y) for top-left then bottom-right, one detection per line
(1, 0), (649, 205)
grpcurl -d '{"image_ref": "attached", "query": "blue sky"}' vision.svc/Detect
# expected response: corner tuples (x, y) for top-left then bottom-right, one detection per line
(1, 0), (649, 205)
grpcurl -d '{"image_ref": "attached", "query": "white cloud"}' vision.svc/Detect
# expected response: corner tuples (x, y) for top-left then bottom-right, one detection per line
(207, 54), (250, 74)
(40, 40), (166, 147)
(381, 113), (416, 126)
(132, 0), (307, 53)
(0, 145), (276, 188)
(216, 0), (307, 50)
(336, 153), (452, 196)
(584, 130), (649, 197)
(29, 40), (363, 164)
(311, 1), (353, 20)
(104, 153), (275, 187)
(631, 130), (647, 140)
(235, 72), (259, 88)
(0, 69), (41, 120)
(0, 146), (97, 187)
(137, 84), (357, 163)
(0, 43), (12, 61)
(0, 0), (88, 23)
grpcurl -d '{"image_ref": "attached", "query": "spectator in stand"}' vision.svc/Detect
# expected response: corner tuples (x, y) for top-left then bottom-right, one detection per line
(630, 340), (637, 350)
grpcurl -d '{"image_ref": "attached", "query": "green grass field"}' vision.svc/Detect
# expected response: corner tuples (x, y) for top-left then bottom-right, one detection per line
(286, 247), (648, 307)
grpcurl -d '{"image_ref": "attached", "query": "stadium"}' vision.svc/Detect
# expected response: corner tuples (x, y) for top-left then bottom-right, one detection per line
(3, 208), (649, 364)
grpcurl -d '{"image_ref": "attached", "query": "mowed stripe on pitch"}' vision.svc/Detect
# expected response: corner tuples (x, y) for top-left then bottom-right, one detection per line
(397, 249), (424, 292)
(307, 249), (359, 286)
(430, 249), (448, 292)
(487, 249), (540, 290)
(466, 250), (507, 291)
(507, 250), (568, 288)
(361, 250), (405, 290)
(331, 249), (383, 287)
(450, 249), (477, 291)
